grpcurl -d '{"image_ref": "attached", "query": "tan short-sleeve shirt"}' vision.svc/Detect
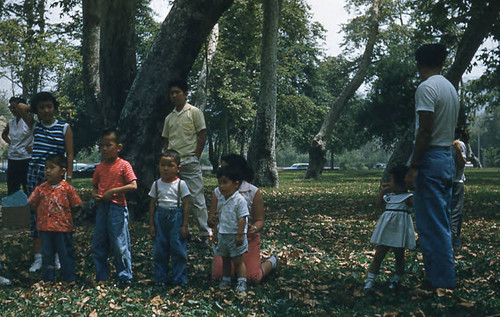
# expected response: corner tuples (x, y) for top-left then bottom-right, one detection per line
(162, 103), (206, 159)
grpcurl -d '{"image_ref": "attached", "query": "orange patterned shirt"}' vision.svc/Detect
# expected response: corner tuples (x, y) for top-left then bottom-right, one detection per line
(28, 180), (82, 232)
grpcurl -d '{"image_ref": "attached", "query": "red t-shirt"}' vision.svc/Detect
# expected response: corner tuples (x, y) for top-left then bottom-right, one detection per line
(28, 180), (82, 232)
(92, 158), (137, 206)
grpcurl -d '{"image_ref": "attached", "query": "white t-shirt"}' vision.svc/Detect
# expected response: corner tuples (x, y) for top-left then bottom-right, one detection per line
(214, 180), (258, 221)
(148, 178), (190, 209)
(415, 75), (459, 147)
(216, 190), (249, 234)
(7, 118), (33, 160)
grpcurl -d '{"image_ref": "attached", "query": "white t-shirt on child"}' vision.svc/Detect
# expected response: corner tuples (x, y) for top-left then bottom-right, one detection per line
(216, 190), (249, 234)
(148, 177), (190, 209)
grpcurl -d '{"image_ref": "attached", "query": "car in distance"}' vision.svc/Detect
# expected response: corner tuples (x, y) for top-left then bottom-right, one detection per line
(372, 163), (387, 170)
(283, 163), (309, 170)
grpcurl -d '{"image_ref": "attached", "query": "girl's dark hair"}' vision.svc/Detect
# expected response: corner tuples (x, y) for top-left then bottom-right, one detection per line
(30, 92), (59, 113)
(46, 154), (67, 169)
(216, 166), (242, 183)
(220, 154), (254, 182)
(168, 79), (188, 93)
(389, 165), (409, 189)
(9, 96), (26, 104)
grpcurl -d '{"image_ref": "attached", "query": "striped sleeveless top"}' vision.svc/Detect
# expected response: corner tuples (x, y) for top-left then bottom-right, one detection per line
(30, 120), (68, 167)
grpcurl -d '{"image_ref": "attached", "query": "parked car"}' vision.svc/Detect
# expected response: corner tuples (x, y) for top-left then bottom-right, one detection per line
(465, 161), (474, 168)
(372, 163), (387, 170)
(283, 163), (309, 170)
(74, 163), (99, 178)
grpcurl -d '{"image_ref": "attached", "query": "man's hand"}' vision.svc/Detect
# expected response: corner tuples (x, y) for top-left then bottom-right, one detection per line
(180, 224), (189, 239)
(405, 167), (418, 190)
(92, 191), (103, 202)
(149, 223), (156, 240)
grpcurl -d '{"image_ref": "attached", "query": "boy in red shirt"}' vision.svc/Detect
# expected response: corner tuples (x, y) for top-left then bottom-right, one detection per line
(91, 128), (137, 285)
(28, 154), (82, 282)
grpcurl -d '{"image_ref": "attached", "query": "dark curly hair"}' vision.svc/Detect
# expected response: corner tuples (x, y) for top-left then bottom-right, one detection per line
(30, 92), (59, 113)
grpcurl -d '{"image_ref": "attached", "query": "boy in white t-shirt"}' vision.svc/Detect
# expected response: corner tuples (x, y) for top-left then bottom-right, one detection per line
(149, 150), (190, 286)
(213, 166), (249, 295)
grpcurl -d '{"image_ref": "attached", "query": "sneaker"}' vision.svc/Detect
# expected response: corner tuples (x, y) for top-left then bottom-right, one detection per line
(235, 280), (247, 295)
(55, 254), (61, 270)
(267, 255), (278, 270)
(29, 257), (42, 273)
(0, 275), (11, 285)
(364, 279), (374, 290)
(219, 279), (231, 290)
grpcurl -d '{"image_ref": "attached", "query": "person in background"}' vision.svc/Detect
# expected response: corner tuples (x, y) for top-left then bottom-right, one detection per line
(451, 127), (467, 249)
(2, 97), (33, 195)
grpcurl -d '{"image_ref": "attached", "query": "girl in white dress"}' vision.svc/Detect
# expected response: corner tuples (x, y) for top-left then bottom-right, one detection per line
(364, 165), (415, 290)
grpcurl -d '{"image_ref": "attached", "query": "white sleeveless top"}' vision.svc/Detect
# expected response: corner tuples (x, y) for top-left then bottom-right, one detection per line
(7, 118), (33, 160)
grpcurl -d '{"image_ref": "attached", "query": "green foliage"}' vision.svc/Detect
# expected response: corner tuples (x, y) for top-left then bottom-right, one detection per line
(0, 169), (498, 315)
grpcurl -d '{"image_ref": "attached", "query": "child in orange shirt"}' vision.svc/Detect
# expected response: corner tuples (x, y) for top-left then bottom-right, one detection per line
(28, 154), (82, 282)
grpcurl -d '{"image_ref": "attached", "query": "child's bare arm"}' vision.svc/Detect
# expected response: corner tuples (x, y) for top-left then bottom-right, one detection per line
(92, 183), (101, 201)
(72, 205), (82, 219)
(102, 180), (137, 201)
(64, 126), (74, 183)
(180, 195), (190, 238)
(235, 216), (246, 246)
(207, 192), (218, 228)
(149, 197), (157, 239)
(375, 183), (390, 209)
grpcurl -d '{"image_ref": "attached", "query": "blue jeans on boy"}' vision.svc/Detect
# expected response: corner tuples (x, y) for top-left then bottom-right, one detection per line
(39, 231), (75, 282)
(92, 202), (132, 282)
(414, 146), (456, 288)
(153, 207), (187, 285)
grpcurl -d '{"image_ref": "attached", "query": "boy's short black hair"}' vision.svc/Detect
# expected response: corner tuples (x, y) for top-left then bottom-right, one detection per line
(216, 166), (243, 183)
(46, 154), (67, 169)
(415, 44), (447, 68)
(30, 92), (59, 113)
(9, 96), (26, 104)
(100, 127), (121, 144)
(389, 165), (409, 189)
(161, 149), (181, 165)
(168, 79), (188, 93)
(221, 153), (254, 182)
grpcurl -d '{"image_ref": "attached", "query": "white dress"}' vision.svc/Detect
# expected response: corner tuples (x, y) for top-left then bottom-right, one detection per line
(370, 193), (415, 249)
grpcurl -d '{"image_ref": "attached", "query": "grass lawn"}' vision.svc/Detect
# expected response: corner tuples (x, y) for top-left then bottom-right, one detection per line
(0, 169), (498, 316)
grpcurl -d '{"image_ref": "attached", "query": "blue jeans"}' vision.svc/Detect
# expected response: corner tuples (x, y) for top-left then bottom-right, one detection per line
(91, 202), (132, 282)
(39, 231), (75, 282)
(153, 207), (187, 285)
(414, 147), (455, 288)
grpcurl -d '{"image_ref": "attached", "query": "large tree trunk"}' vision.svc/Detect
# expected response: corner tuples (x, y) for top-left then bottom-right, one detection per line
(247, 0), (281, 188)
(82, 0), (101, 111)
(384, 0), (497, 176)
(99, 0), (137, 127)
(194, 23), (219, 112)
(305, 0), (381, 179)
(118, 0), (233, 208)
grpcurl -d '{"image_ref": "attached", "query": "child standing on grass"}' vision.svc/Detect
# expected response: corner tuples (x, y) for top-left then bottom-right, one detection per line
(14, 92), (74, 273)
(213, 166), (249, 296)
(149, 150), (190, 286)
(91, 128), (137, 286)
(364, 165), (415, 290)
(28, 154), (82, 283)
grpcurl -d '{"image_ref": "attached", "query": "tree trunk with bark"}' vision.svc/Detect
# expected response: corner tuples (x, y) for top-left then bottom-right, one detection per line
(82, 0), (101, 112)
(118, 0), (233, 206)
(305, 0), (381, 179)
(99, 0), (137, 127)
(194, 23), (219, 112)
(247, 0), (281, 188)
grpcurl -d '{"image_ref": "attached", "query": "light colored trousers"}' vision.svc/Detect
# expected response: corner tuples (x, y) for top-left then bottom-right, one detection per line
(180, 157), (212, 237)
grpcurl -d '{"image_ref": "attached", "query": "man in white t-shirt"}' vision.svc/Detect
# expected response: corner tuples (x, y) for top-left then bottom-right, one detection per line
(405, 43), (459, 290)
